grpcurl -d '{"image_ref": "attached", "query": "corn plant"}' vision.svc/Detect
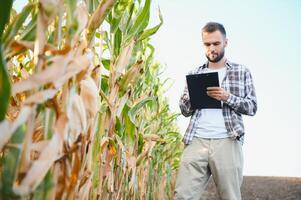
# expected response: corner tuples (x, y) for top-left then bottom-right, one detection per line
(0, 0), (183, 199)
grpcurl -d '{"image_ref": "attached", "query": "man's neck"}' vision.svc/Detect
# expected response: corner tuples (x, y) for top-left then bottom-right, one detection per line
(208, 58), (227, 69)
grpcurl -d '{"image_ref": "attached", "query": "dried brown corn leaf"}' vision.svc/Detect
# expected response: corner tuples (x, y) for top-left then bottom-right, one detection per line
(80, 77), (99, 118)
(13, 114), (68, 195)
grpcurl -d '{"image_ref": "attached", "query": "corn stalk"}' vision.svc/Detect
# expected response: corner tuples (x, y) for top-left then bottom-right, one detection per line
(0, 0), (183, 199)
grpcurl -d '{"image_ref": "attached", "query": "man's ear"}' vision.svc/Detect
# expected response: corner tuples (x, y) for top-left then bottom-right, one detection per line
(224, 38), (228, 48)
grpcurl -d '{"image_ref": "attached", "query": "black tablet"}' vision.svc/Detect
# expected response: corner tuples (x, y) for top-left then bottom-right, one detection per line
(186, 72), (222, 109)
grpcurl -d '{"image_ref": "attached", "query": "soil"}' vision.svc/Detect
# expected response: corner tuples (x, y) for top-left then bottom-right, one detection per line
(203, 176), (301, 200)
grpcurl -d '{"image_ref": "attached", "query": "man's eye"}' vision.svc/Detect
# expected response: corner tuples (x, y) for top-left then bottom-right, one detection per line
(213, 43), (220, 46)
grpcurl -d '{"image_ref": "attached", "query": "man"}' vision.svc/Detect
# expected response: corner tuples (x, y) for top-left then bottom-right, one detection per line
(174, 22), (257, 200)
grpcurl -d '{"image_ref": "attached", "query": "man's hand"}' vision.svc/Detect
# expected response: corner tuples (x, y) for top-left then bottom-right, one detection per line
(207, 87), (230, 101)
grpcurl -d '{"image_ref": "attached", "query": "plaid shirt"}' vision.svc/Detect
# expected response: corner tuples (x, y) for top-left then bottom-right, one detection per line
(179, 60), (257, 145)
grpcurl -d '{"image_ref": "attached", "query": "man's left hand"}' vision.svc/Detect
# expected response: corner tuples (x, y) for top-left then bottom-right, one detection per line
(207, 87), (230, 101)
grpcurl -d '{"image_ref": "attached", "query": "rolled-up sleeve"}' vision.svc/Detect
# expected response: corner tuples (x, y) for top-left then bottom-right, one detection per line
(179, 82), (194, 117)
(225, 69), (257, 116)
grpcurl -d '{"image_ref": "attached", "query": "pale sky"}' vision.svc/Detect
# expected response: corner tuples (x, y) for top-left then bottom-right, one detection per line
(14, 0), (301, 177)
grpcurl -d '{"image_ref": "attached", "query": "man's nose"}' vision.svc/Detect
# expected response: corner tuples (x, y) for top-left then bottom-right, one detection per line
(209, 44), (215, 51)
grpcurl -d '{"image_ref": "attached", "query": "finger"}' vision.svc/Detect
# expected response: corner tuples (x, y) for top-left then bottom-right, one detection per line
(207, 91), (221, 95)
(207, 87), (220, 90)
(207, 93), (219, 98)
(207, 92), (222, 99)
(207, 87), (222, 92)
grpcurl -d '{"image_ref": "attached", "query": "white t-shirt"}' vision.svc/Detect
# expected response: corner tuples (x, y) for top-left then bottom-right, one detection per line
(194, 67), (229, 139)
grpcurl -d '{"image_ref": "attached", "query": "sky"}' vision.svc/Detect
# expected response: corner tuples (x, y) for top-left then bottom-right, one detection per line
(14, 0), (301, 177)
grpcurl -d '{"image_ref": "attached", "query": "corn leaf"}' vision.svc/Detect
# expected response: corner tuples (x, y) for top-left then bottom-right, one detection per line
(113, 28), (122, 59)
(125, 0), (150, 42)
(110, 14), (122, 34)
(0, 106), (32, 150)
(0, 0), (13, 122)
(128, 96), (157, 125)
(0, 49), (11, 122)
(19, 13), (37, 41)
(0, 0), (13, 39)
(65, 0), (78, 40)
(86, 0), (117, 42)
(138, 7), (163, 41)
(1, 0), (183, 198)
(87, 0), (100, 14)
(32, 171), (53, 200)
(2, 3), (35, 47)
(0, 124), (26, 197)
(13, 114), (68, 195)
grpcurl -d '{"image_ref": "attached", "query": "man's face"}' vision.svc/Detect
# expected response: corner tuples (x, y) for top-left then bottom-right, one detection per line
(202, 30), (228, 63)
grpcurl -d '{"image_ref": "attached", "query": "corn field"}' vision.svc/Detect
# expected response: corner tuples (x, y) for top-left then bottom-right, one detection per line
(0, 0), (183, 199)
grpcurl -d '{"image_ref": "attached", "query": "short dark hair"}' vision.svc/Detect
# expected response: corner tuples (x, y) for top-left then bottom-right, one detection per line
(202, 22), (226, 37)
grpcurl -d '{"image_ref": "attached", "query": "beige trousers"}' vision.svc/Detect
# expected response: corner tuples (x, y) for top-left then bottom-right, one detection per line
(174, 137), (243, 200)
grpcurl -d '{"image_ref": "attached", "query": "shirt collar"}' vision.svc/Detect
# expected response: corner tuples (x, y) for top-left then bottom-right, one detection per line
(201, 59), (233, 70)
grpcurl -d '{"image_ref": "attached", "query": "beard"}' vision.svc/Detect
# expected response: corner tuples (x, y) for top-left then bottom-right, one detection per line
(206, 50), (225, 63)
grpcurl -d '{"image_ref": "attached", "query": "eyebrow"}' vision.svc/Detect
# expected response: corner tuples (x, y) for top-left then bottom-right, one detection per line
(203, 42), (221, 45)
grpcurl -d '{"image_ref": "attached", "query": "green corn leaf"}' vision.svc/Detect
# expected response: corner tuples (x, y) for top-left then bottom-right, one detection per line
(119, 8), (130, 33)
(0, 0), (13, 39)
(128, 96), (157, 125)
(19, 13), (37, 41)
(125, 0), (151, 43)
(115, 117), (125, 137)
(91, 113), (103, 199)
(43, 108), (55, 139)
(111, 0), (132, 33)
(146, 43), (155, 59)
(113, 28), (122, 59)
(0, 48), (11, 122)
(138, 7), (163, 41)
(2, 3), (35, 47)
(137, 132), (144, 154)
(110, 13), (123, 34)
(65, 0), (78, 39)
(0, 0), (13, 122)
(100, 75), (109, 94)
(124, 2), (135, 32)
(122, 104), (136, 142)
(101, 59), (111, 70)
(87, 0), (100, 14)
(32, 171), (54, 200)
(0, 124), (26, 197)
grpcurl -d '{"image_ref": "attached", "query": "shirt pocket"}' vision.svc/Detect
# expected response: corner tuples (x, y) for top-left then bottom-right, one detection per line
(225, 75), (244, 96)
